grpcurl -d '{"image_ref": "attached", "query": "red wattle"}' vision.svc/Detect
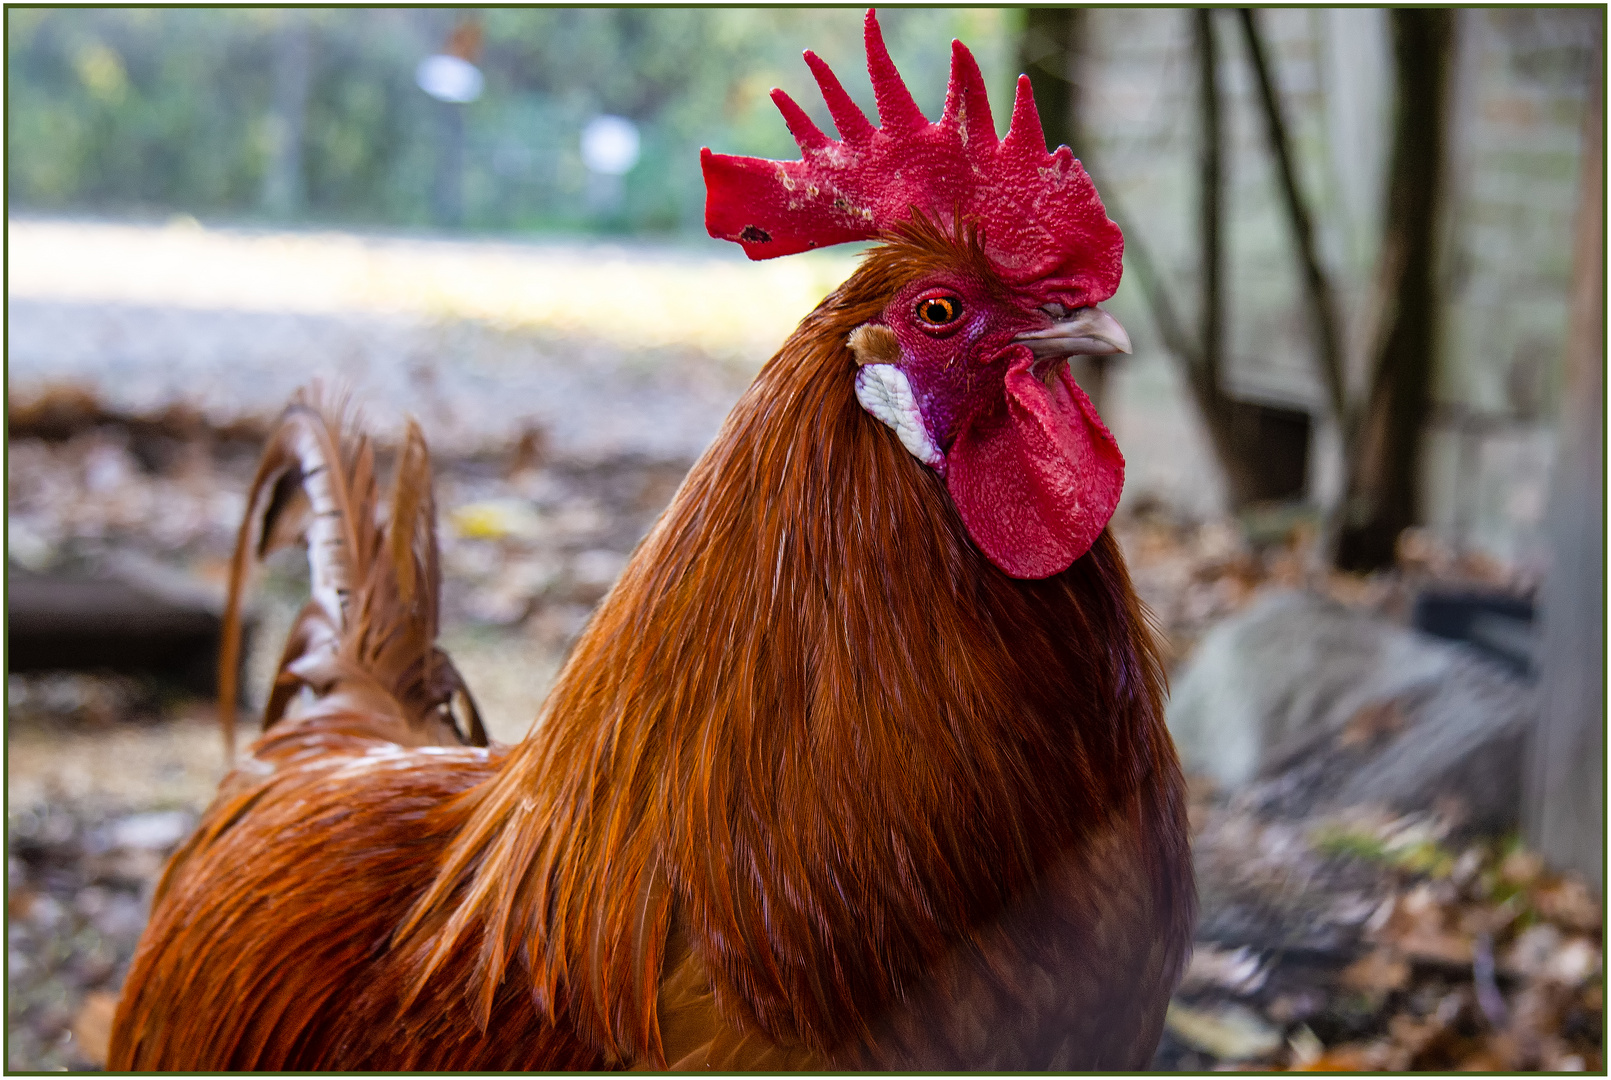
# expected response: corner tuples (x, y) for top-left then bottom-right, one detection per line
(945, 354), (1124, 579)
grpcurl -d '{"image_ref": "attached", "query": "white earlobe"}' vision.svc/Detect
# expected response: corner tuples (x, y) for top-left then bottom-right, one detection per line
(854, 364), (943, 468)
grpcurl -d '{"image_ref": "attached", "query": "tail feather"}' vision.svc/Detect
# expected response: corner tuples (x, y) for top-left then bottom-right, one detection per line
(218, 387), (485, 763)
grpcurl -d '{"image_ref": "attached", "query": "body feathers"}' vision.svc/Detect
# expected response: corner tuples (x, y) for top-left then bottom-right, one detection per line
(110, 235), (1192, 1071)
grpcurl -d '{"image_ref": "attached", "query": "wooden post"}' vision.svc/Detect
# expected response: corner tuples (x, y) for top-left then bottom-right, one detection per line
(1524, 56), (1604, 890)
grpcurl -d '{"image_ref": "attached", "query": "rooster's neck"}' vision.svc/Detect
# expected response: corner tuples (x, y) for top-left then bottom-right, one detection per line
(415, 271), (1178, 1064)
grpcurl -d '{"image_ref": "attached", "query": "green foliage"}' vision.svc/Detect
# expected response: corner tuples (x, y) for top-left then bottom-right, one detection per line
(6, 8), (1013, 235)
(1309, 821), (1458, 878)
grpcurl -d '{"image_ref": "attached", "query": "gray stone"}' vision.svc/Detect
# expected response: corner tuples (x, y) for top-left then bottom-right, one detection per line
(110, 810), (194, 852)
(1168, 589), (1537, 833)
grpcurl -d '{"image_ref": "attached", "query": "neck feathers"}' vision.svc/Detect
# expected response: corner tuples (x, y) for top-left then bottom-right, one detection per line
(403, 247), (1173, 1064)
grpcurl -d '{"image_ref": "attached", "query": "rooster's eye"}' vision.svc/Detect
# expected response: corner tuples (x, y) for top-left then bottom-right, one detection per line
(916, 295), (961, 326)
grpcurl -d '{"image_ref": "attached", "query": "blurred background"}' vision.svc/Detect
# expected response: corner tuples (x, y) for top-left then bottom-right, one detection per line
(6, 7), (1603, 1072)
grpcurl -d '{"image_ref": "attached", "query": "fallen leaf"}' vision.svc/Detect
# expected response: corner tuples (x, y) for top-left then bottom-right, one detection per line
(1165, 1001), (1283, 1062)
(1179, 944), (1270, 995)
(1287, 1024), (1324, 1067)
(7, 888), (39, 920)
(1370, 882), (1473, 968)
(1499, 849), (1544, 888)
(1266, 989), (1326, 1025)
(1395, 931), (1475, 969)
(1545, 1050), (1589, 1071)
(1339, 948), (1410, 995)
(1542, 938), (1600, 986)
(1454, 1042), (1512, 1071)
(1533, 877), (1601, 933)
(1292, 1041), (1390, 1071)
(1387, 1010), (1442, 1053)
(1503, 923), (1563, 979)
(112, 809), (193, 851)
(70, 990), (119, 1068)
(1339, 700), (1406, 748)
(449, 498), (544, 542)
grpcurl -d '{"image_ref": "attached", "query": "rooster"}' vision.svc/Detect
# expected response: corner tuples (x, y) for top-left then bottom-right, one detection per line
(110, 12), (1192, 1070)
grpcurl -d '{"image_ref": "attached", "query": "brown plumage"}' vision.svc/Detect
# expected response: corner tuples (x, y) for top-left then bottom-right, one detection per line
(215, 391), (485, 761)
(109, 224), (1193, 1071)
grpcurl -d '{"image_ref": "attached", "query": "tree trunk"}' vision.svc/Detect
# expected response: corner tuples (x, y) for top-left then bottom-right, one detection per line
(1020, 7), (1084, 158)
(1237, 9), (1348, 432)
(1086, 10), (1325, 512)
(1186, 9), (1266, 509)
(1524, 56), (1604, 891)
(1195, 8), (1224, 409)
(432, 101), (467, 228)
(1333, 10), (1454, 571)
(427, 13), (477, 229)
(261, 14), (312, 219)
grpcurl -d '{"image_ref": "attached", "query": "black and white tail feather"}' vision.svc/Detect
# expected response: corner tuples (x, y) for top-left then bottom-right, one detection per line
(218, 386), (486, 763)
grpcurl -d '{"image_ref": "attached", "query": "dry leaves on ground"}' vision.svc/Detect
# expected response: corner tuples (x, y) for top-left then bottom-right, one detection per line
(1166, 800), (1602, 1072)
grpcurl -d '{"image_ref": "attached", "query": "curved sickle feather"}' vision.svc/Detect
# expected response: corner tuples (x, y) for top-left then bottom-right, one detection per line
(217, 388), (486, 764)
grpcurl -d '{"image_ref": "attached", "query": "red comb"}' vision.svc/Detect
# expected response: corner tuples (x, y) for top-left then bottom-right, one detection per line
(701, 10), (1123, 299)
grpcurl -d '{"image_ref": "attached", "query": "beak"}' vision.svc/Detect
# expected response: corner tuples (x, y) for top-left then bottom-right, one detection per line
(1015, 305), (1133, 359)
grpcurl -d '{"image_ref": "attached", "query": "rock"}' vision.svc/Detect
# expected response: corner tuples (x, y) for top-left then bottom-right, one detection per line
(572, 549), (627, 590)
(1168, 589), (1537, 834)
(110, 810), (194, 852)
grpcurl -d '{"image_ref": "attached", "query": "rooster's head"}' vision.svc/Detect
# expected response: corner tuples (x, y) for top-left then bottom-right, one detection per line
(702, 9), (1130, 580)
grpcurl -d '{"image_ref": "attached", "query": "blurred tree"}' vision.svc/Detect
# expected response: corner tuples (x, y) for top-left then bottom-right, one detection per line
(1019, 7), (1083, 157)
(1095, 10), (1278, 511)
(1332, 10), (1456, 571)
(1237, 10), (1347, 469)
(5, 8), (1011, 236)
(1220, 10), (1459, 569)
(1036, 9), (1459, 549)
(425, 14), (483, 228)
(1191, 9), (1231, 501)
(7, 10), (275, 211)
(261, 13), (311, 218)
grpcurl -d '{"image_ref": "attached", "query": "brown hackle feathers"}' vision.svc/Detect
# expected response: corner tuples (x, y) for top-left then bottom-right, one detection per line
(392, 223), (1193, 1067)
(112, 224), (1190, 1071)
